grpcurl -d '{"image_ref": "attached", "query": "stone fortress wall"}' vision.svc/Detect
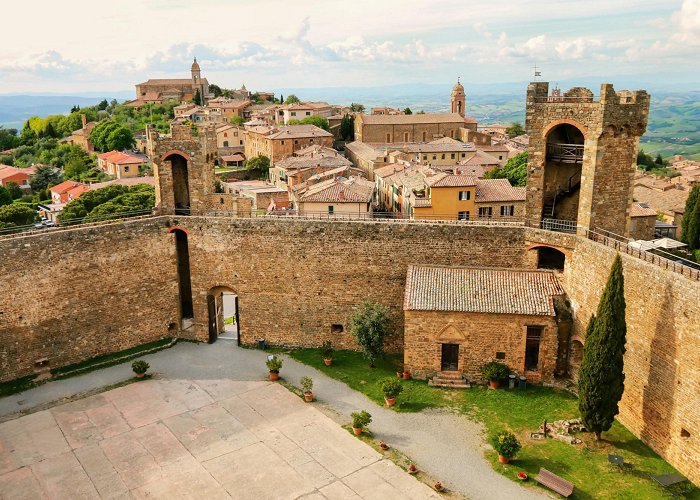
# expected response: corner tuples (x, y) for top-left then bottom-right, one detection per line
(0, 217), (697, 484)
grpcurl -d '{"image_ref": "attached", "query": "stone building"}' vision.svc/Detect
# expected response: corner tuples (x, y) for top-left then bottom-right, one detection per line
(244, 125), (333, 163)
(355, 113), (477, 144)
(525, 82), (650, 236)
(403, 265), (565, 382)
(131, 58), (211, 106)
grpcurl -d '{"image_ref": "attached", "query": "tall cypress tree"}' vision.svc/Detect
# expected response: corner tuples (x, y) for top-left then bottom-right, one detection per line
(681, 185), (700, 250)
(578, 254), (627, 440)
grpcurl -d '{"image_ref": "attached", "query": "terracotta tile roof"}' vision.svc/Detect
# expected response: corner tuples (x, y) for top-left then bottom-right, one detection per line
(477, 144), (509, 152)
(247, 125), (332, 140)
(276, 155), (350, 171)
(462, 151), (501, 166)
(630, 202), (658, 217)
(98, 151), (146, 165)
(406, 141), (476, 153)
(404, 265), (565, 316)
(0, 165), (35, 181)
(633, 184), (688, 214)
(138, 78), (208, 86)
(221, 154), (245, 162)
(359, 113), (470, 125)
(475, 179), (525, 202)
(373, 164), (409, 178)
(299, 177), (374, 203)
(50, 180), (88, 195)
(426, 174), (477, 188)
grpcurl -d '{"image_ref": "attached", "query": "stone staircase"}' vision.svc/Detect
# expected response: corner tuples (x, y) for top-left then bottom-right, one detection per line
(428, 371), (470, 389)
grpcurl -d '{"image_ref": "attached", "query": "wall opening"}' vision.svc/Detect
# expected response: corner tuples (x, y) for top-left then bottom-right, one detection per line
(543, 124), (584, 223)
(331, 324), (343, 334)
(168, 153), (191, 215)
(173, 229), (194, 321)
(525, 326), (543, 371)
(207, 287), (239, 345)
(537, 246), (566, 271)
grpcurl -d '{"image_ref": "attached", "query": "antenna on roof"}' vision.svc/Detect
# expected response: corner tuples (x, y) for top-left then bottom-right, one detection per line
(533, 64), (542, 81)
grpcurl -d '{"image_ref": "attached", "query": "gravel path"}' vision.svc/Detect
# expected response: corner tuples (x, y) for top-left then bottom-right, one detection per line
(1, 341), (545, 499)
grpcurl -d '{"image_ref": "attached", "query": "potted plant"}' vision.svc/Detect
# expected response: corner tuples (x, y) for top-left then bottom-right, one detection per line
(402, 370), (411, 380)
(434, 481), (443, 491)
(378, 377), (403, 407)
(321, 341), (334, 366)
(266, 355), (283, 381)
(517, 471), (528, 481)
(481, 361), (511, 389)
(491, 430), (521, 464)
(351, 410), (371, 435)
(379, 441), (389, 450)
(132, 359), (149, 378)
(407, 464), (418, 474)
(301, 376), (314, 402)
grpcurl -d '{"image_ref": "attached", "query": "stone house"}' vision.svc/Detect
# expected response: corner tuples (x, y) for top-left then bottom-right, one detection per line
(474, 179), (526, 219)
(97, 151), (149, 179)
(629, 202), (658, 240)
(277, 102), (334, 125)
(294, 177), (375, 218)
(403, 265), (565, 383)
(0, 165), (35, 189)
(50, 180), (89, 204)
(354, 113), (477, 143)
(244, 125), (333, 163)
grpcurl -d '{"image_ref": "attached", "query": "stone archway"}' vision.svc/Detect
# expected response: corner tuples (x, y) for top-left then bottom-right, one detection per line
(543, 123), (585, 223)
(207, 286), (239, 344)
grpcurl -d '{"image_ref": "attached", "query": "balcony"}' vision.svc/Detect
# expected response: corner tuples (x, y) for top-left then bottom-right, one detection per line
(546, 143), (584, 164)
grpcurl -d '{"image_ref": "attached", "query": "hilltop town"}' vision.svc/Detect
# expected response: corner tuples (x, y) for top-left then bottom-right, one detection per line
(0, 56), (699, 500)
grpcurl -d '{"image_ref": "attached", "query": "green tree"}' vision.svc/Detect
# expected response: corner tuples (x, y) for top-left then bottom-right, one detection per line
(578, 254), (627, 440)
(340, 114), (355, 141)
(59, 184), (130, 222)
(0, 204), (39, 228)
(403, 107), (412, 115)
(63, 155), (89, 180)
(29, 165), (63, 191)
(299, 116), (330, 131)
(0, 186), (12, 206)
(636, 150), (656, 170)
(83, 186), (155, 221)
(279, 94), (284, 104)
(349, 103), (365, 113)
(193, 89), (202, 105)
(229, 116), (245, 126)
(349, 301), (392, 368)
(245, 155), (271, 180)
(209, 84), (223, 97)
(89, 120), (120, 152)
(681, 185), (700, 251)
(105, 126), (135, 151)
(70, 105), (80, 113)
(655, 153), (664, 165)
(97, 99), (109, 111)
(506, 122), (525, 138)
(285, 94), (300, 104)
(5, 181), (22, 200)
(483, 152), (528, 187)
(0, 127), (20, 150)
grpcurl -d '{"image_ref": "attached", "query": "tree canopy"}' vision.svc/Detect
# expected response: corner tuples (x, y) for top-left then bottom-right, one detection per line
(349, 301), (392, 368)
(0, 186), (12, 206)
(506, 122), (525, 138)
(88, 120), (135, 152)
(483, 152), (528, 187)
(340, 114), (355, 141)
(681, 185), (700, 251)
(349, 103), (365, 113)
(0, 204), (39, 229)
(30, 165), (63, 191)
(245, 155), (271, 180)
(288, 116), (330, 131)
(578, 254), (627, 440)
(59, 184), (154, 223)
(285, 94), (301, 104)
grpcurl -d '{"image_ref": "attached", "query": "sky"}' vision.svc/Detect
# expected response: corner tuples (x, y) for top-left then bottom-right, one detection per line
(0, 0), (699, 95)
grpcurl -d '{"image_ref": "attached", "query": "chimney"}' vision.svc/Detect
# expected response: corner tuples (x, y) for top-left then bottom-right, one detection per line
(81, 114), (87, 129)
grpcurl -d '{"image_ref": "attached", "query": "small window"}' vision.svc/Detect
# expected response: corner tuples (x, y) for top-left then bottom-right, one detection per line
(458, 211), (470, 220)
(328, 205), (334, 214)
(306, 112), (311, 116)
(124, 166), (130, 172)
(479, 207), (493, 218)
(281, 140), (285, 145)
(294, 140), (298, 145)
(223, 140), (229, 147)
(423, 155), (427, 161)
(525, 326), (543, 371)
(432, 155), (437, 160)
(422, 131), (427, 141)
(461, 153), (465, 158)
(386, 133), (391, 142)
(459, 191), (471, 201)
(441, 154), (445, 159)
(291, 111), (296, 116)
(500, 205), (514, 216)
(495, 352), (506, 360)
(220, 197), (224, 204)
(403, 132), (409, 142)
(331, 324), (343, 334)
(451, 153), (455, 159)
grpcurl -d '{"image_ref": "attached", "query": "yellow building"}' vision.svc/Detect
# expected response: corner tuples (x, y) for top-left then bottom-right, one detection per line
(413, 175), (476, 220)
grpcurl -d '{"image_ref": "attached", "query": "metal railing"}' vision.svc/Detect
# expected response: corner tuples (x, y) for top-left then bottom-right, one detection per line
(546, 143), (584, 164)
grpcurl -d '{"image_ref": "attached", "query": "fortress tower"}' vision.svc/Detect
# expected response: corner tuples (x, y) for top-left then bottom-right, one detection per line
(525, 82), (650, 237)
(451, 78), (466, 117)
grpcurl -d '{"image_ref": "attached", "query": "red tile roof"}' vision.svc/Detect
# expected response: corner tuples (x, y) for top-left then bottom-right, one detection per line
(98, 151), (146, 165)
(475, 179), (526, 202)
(50, 181), (87, 195)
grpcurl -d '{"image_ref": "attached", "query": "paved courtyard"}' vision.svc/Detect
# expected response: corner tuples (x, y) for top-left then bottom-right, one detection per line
(0, 378), (438, 499)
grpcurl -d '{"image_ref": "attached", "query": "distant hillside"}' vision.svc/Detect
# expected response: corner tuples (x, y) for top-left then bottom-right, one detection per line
(0, 94), (130, 130)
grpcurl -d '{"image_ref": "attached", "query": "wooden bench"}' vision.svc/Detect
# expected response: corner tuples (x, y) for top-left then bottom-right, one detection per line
(534, 468), (574, 497)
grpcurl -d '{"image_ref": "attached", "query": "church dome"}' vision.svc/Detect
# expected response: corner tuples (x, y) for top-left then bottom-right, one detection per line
(191, 57), (200, 71)
(452, 79), (464, 93)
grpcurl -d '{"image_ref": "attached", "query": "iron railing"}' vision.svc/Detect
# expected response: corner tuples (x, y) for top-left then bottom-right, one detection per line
(546, 143), (584, 163)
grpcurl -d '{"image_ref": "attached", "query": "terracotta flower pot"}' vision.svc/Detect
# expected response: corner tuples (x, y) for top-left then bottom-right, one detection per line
(323, 358), (332, 366)
(135, 372), (146, 379)
(269, 372), (279, 381)
(304, 392), (314, 402)
(379, 441), (389, 450)
(385, 397), (396, 407)
(407, 465), (418, 474)
(352, 427), (362, 435)
(402, 372), (411, 380)
(489, 380), (500, 389)
(434, 481), (443, 491)
(498, 455), (510, 464)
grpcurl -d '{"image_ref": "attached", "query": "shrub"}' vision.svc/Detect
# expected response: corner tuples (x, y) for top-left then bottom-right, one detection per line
(491, 431), (521, 458)
(481, 361), (511, 382)
(321, 340), (334, 359)
(378, 377), (403, 399)
(349, 301), (392, 367)
(265, 355), (283, 373)
(131, 359), (149, 374)
(300, 376), (313, 393)
(351, 410), (372, 429)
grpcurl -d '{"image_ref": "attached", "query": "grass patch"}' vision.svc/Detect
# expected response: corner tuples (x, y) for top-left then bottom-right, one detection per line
(289, 348), (698, 499)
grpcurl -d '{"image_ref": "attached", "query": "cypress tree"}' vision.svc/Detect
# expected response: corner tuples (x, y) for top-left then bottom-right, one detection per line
(578, 254), (627, 440)
(680, 185), (700, 250)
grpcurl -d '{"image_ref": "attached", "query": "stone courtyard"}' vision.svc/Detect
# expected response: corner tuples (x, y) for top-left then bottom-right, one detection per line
(0, 378), (438, 499)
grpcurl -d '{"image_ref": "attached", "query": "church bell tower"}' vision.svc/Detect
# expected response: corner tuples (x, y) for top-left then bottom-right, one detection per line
(451, 78), (466, 117)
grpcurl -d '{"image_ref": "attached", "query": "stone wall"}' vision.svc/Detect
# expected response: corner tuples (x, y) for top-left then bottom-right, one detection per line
(174, 217), (532, 351)
(563, 236), (700, 486)
(0, 218), (179, 383)
(404, 310), (558, 382)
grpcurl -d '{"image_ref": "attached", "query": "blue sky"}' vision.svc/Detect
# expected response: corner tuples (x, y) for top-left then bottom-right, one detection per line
(0, 0), (698, 94)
